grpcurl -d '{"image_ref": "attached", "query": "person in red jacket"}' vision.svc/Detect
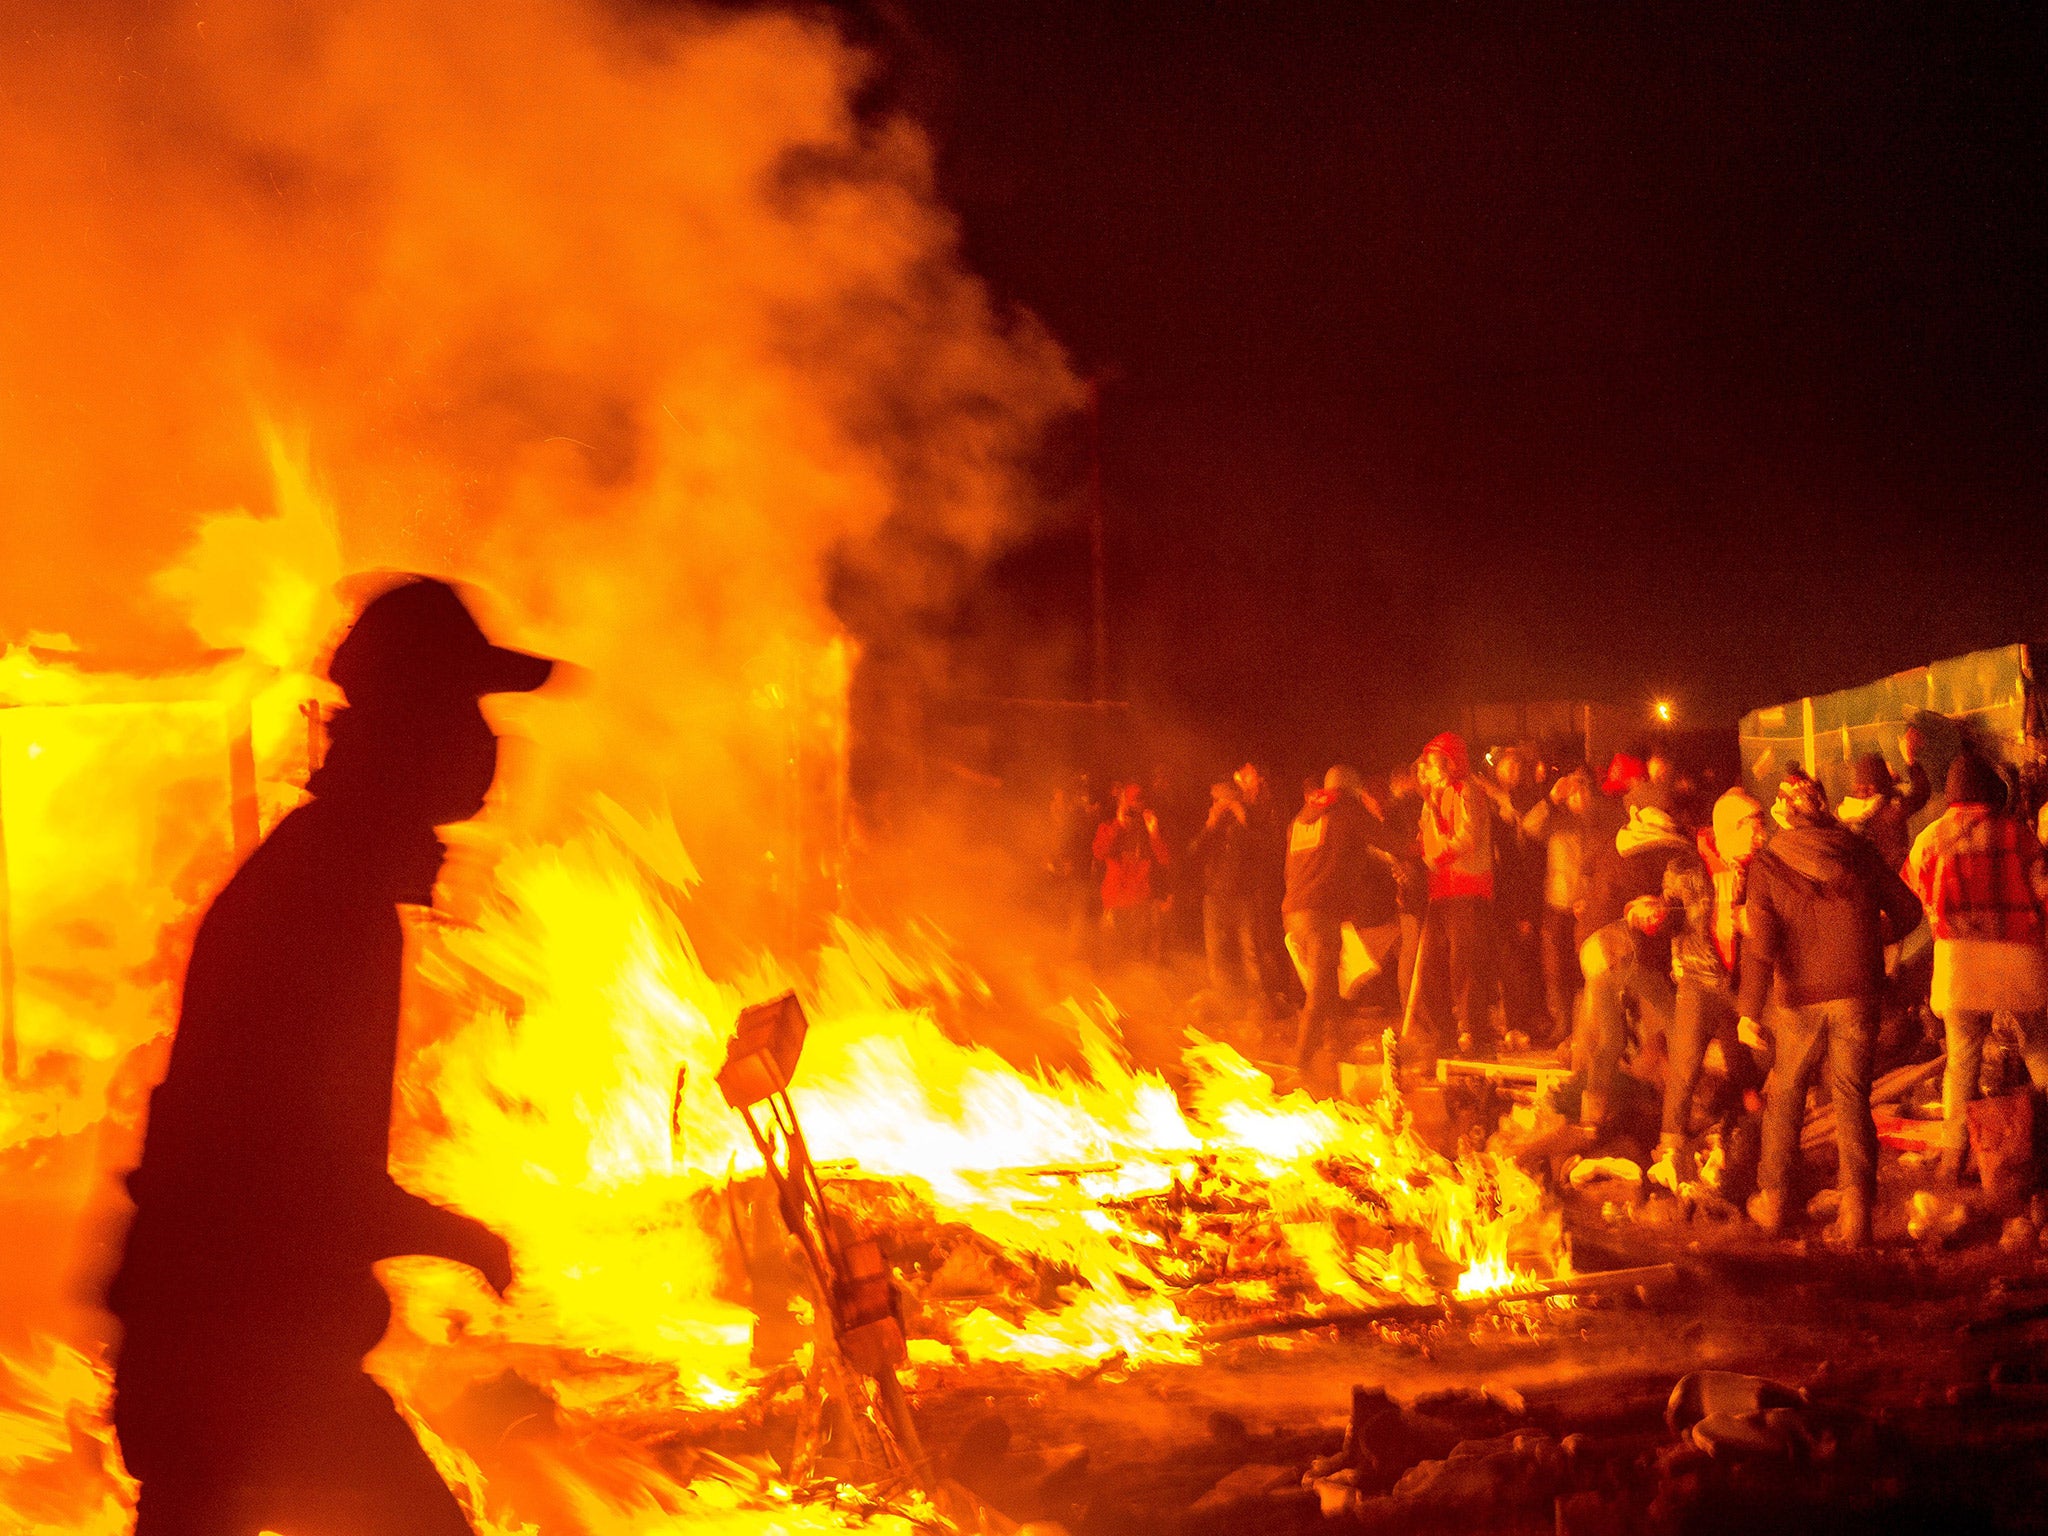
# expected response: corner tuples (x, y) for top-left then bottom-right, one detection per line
(1405, 732), (1497, 1069)
(1094, 783), (1171, 966)
(1905, 751), (2048, 1183)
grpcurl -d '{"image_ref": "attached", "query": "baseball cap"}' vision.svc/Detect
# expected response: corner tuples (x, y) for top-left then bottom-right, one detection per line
(328, 577), (556, 707)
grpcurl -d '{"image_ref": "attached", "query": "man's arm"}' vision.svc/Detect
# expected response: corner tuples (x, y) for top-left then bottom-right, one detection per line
(1736, 861), (1780, 1020)
(379, 1181), (512, 1295)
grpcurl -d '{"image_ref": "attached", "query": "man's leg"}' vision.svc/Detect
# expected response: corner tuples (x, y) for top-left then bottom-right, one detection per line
(1663, 980), (1712, 1141)
(260, 1371), (474, 1536)
(1571, 929), (1633, 1129)
(1756, 1004), (1827, 1224)
(122, 1352), (471, 1536)
(1541, 907), (1580, 1040)
(1136, 901), (1163, 964)
(132, 1479), (262, 1536)
(1232, 900), (1270, 1015)
(1406, 902), (1454, 1073)
(1824, 996), (1880, 1242)
(1495, 906), (1547, 1039)
(1630, 962), (1677, 1066)
(1942, 1009), (1991, 1168)
(1202, 895), (1232, 1000)
(1448, 896), (1499, 1054)
(1288, 912), (1340, 1081)
(1099, 904), (1124, 967)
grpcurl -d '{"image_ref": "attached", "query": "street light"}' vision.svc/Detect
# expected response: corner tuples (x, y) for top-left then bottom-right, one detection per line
(1653, 700), (1674, 724)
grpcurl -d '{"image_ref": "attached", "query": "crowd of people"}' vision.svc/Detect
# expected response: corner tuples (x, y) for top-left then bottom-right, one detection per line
(1049, 724), (2048, 1249)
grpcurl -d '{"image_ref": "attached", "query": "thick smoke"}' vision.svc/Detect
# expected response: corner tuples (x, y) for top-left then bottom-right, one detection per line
(0, 0), (1079, 899)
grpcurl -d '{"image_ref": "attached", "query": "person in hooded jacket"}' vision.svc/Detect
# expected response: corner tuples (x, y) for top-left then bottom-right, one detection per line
(1401, 733), (1497, 1070)
(1656, 788), (1768, 1185)
(1568, 782), (1693, 1134)
(1283, 765), (1395, 1090)
(1905, 750), (2048, 1183)
(1836, 729), (1931, 872)
(1740, 768), (1921, 1247)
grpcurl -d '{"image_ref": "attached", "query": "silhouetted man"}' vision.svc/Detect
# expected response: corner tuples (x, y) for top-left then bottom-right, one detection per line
(108, 576), (554, 1536)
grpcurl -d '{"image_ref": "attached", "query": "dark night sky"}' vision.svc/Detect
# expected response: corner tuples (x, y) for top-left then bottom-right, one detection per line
(868, 3), (2045, 770)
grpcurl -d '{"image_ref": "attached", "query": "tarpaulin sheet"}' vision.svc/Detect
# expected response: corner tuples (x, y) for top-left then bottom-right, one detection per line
(1738, 644), (2038, 819)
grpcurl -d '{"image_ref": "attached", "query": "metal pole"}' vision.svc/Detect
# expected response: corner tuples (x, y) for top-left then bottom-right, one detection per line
(1397, 903), (1435, 1078)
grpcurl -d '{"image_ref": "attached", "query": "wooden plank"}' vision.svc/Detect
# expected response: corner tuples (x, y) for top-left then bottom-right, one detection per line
(1198, 1263), (1681, 1344)
(1436, 1057), (1572, 1087)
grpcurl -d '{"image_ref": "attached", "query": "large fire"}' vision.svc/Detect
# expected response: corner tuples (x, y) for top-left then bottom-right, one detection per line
(1, 605), (1567, 1528)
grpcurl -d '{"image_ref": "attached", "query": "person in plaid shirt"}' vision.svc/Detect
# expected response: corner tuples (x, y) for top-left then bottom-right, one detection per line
(1905, 751), (2048, 1182)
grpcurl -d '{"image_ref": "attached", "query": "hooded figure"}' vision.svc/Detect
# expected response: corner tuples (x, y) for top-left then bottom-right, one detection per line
(107, 577), (553, 1536)
(1403, 732), (1497, 1069)
(1836, 746), (1931, 872)
(1740, 769), (1921, 1246)
(1906, 751), (2048, 1183)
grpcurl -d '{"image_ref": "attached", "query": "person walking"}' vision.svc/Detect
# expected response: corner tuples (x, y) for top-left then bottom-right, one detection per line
(1904, 751), (2048, 1184)
(107, 578), (551, 1536)
(1283, 766), (1391, 1092)
(1741, 770), (1921, 1247)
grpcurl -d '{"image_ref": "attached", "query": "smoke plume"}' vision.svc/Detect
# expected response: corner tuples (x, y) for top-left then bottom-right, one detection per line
(0, 0), (1079, 894)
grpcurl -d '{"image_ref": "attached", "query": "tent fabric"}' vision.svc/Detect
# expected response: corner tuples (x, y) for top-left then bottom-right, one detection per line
(1738, 645), (2036, 831)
